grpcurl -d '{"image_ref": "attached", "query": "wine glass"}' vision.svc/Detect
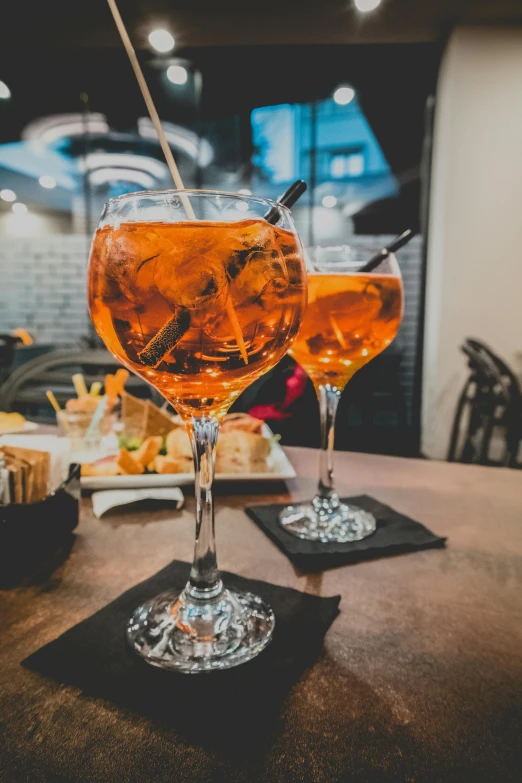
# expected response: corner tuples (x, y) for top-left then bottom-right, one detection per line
(280, 245), (403, 543)
(88, 190), (307, 672)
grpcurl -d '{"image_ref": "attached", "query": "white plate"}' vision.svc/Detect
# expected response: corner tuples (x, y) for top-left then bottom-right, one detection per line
(81, 425), (296, 490)
(0, 420), (39, 436)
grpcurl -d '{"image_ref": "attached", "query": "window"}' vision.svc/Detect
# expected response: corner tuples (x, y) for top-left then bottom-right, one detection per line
(330, 151), (365, 179)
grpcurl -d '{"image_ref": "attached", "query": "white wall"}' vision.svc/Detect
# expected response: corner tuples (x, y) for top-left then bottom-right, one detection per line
(0, 209), (71, 237)
(422, 26), (522, 458)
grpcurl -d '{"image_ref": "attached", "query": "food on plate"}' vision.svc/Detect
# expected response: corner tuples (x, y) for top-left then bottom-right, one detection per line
(144, 400), (176, 438)
(81, 460), (120, 478)
(165, 427), (192, 461)
(152, 455), (188, 474)
(215, 430), (271, 474)
(121, 393), (175, 439)
(134, 435), (162, 466)
(116, 448), (144, 475)
(220, 413), (264, 434)
(164, 414), (269, 474)
(121, 392), (147, 437)
(80, 413), (275, 479)
(0, 412), (26, 432)
(164, 428), (193, 473)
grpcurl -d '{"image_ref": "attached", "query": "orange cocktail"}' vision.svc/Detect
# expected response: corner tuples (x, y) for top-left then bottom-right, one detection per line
(89, 218), (305, 419)
(288, 272), (403, 390)
(88, 190), (307, 673)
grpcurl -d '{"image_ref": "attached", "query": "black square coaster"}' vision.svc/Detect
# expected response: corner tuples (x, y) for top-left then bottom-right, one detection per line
(23, 561), (340, 749)
(246, 495), (446, 572)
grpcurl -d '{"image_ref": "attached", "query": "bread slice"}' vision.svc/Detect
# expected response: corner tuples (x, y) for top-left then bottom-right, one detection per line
(153, 455), (193, 475)
(81, 461), (120, 477)
(166, 427), (192, 460)
(220, 413), (264, 434)
(121, 393), (147, 438)
(215, 431), (270, 474)
(144, 400), (176, 438)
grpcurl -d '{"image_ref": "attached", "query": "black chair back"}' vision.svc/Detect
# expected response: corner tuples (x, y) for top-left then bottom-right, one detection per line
(448, 340), (521, 467)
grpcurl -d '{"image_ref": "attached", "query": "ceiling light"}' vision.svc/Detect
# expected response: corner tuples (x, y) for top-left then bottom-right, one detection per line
(79, 153), (168, 179)
(12, 203), (27, 214)
(88, 168), (155, 189)
(322, 195), (337, 209)
(355, 0), (382, 11)
(23, 113), (109, 143)
(138, 118), (214, 166)
(0, 81), (11, 100)
(148, 29), (175, 53)
(39, 175), (56, 189)
(167, 65), (188, 85)
(333, 86), (355, 106)
(0, 189), (16, 202)
(238, 189), (252, 195)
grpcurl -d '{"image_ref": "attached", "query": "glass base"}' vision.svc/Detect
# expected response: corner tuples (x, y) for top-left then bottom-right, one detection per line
(279, 495), (376, 543)
(126, 583), (275, 674)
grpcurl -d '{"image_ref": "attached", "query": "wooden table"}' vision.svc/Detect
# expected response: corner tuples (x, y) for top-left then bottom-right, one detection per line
(1, 448), (521, 782)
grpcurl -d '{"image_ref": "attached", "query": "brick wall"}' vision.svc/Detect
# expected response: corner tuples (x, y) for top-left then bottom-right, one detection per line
(0, 233), (423, 408)
(0, 236), (91, 344)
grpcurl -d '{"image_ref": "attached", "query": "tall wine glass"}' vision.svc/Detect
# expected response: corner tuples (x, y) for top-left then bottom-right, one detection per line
(88, 190), (307, 672)
(280, 245), (403, 543)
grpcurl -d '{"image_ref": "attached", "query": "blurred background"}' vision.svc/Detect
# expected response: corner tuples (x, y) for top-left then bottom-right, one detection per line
(1, 0), (521, 465)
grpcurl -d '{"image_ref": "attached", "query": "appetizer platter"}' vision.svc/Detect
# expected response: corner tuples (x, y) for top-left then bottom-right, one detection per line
(80, 394), (295, 489)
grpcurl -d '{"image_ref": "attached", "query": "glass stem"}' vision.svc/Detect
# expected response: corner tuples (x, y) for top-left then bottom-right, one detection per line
(316, 384), (341, 503)
(186, 416), (222, 600)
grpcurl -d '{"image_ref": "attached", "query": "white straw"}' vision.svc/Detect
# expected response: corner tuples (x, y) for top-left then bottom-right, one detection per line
(106, 0), (195, 219)
(106, 0), (248, 362)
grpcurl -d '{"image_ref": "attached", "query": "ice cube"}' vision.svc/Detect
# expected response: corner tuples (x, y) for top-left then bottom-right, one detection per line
(105, 231), (159, 303)
(225, 222), (278, 280)
(231, 246), (289, 306)
(154, 251), (228, 317)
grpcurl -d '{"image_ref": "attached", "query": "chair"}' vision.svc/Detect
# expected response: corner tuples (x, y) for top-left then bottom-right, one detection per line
(448, 340), (522, 467)
(0, 349), (161, 422)
(0, 334), (22, 385)
(466, 339), (522, 467)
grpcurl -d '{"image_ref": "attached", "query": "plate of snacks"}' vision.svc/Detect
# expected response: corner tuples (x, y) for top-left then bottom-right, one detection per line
(0, 412), (39, 436)
(81, 400), (296, 489)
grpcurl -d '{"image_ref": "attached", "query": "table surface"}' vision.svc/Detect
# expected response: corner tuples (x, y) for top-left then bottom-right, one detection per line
(1, 447), (521, 783)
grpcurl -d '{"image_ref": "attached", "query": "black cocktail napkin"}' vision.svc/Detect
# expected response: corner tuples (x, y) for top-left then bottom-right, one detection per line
(23, 560), (340, 751)
(246, 494), (446, 572)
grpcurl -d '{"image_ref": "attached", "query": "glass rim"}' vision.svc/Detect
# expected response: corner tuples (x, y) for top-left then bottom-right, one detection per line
(307, 243), (395, 254)
(104, 188), (291, 215)
(305, 245), (400, 276)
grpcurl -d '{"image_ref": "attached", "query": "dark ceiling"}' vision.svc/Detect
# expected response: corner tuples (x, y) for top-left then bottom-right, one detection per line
(1, 0), (522, 50)
(0, 0), (520, 226)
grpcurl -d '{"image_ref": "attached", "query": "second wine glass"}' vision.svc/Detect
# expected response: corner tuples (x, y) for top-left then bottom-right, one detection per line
(280, 244), (404, 543)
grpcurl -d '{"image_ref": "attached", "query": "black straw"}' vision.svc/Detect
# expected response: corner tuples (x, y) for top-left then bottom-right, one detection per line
(359, 229), (415, 273)
(264, 180), (307, 224)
